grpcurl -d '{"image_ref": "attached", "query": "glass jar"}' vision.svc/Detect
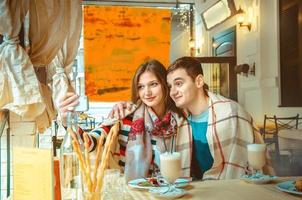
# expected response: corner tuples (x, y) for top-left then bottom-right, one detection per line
(82, 191), (101, 200)
(60, 110), (81, 200)
(102, 169), (121, 200)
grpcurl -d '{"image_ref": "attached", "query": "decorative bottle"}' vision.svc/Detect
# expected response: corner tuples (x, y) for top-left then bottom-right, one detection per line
(60, 109), (81, 200)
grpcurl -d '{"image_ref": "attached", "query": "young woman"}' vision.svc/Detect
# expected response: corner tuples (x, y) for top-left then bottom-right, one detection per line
(59, 59), (192, 181)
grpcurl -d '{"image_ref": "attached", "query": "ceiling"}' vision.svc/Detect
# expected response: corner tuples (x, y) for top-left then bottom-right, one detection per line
(82, 0), (195, 7)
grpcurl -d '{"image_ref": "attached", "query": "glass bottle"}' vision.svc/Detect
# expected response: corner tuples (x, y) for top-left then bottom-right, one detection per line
(60, 109), (81, 200)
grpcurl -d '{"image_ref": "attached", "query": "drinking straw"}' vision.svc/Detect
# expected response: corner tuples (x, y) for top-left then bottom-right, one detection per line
(162, 136), (168, 152)
(170, 133), (175, 154)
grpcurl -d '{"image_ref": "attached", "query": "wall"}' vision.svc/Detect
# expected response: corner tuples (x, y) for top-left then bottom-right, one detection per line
(170, 28), (191, 62)
(259, 0), (302, 118)
(195, 0), (302, 124)
(170, 13), (191, 62)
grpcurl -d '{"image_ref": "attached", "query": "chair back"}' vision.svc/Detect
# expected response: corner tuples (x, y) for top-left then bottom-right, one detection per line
(263, 114), (299, 137)
(263, 114), (300, 160)
(273, 114), (300, 132)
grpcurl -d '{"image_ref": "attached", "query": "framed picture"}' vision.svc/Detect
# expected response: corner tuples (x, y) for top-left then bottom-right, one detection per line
(201, 0), (236, 30)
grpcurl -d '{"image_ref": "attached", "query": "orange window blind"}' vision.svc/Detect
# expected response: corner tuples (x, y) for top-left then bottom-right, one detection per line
(84, 6), (171, 102)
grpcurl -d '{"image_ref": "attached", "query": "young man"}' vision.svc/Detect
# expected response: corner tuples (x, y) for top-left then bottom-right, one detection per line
(166, 57), (273, 179)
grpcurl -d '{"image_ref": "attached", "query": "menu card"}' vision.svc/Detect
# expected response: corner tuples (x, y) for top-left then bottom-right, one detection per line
(13, 147), (54, 200)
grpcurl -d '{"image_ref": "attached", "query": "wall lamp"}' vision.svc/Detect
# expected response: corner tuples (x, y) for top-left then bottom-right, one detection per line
(237, 7), (251, 31)
(189, 39), (201, 56)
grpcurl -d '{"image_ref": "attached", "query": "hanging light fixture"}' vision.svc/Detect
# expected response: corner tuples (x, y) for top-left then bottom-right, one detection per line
(172, 0), (191, 29)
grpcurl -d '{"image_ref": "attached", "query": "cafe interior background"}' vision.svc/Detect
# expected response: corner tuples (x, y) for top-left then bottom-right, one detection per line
(0, 0), (302, 198)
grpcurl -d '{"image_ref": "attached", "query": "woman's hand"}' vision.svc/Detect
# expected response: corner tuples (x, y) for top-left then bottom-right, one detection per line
(58, 92), (79, 126)
(107, 101), (135, 119)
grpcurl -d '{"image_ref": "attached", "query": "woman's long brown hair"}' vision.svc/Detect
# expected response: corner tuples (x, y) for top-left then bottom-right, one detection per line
(131, 59), (183, 117)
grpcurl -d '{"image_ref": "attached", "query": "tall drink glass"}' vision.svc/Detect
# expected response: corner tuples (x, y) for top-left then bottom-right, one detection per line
(160, 152), (181, 192)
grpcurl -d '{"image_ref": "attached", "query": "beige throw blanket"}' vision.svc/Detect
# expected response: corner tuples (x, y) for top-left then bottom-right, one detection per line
(202, 92), (274, 179)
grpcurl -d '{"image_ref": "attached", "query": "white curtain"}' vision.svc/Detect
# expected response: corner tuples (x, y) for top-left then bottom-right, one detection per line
(29, 0), (82, 131)
(0, 0), (45, 119)
(0, 0), (82, 132)
(48, 0), (83, 111)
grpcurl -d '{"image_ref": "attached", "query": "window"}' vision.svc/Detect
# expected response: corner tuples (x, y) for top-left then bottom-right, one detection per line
(279, 0), (302, 106)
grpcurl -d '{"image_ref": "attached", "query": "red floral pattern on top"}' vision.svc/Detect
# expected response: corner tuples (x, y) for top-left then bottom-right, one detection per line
(128, 118), (145, 140)
(151, 112), (174, 137)
(128, 111), (176, 140)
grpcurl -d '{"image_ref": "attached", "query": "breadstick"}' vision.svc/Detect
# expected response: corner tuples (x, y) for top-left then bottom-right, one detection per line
(68, 127), (79, 144)
(105, 124), (120, 169)
(95, 123), (120, 192)
(67, 128), (83, 163)
(95, 132), (113, 192)
(92, 133), (105, 191)
(83, 133), (93, 192)
(72, 140), (91, 192)
(68, 127), (93, 192)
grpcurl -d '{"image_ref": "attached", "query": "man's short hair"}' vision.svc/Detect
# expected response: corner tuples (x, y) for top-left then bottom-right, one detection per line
(168, 57), (209, 91)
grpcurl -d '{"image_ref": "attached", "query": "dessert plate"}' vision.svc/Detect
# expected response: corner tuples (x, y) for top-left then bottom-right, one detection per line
(276, 181), (302, 196)
(128, 178), (189, 190)
(241, 173), (277, 184)
(149, 187), (187, 199)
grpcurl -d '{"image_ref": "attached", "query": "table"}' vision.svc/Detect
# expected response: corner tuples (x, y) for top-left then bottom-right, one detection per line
(278, 129), (302, 151)
(127, 177), (302, 200)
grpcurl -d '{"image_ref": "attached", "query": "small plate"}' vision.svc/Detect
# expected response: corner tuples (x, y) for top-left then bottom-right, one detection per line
(174, 178), (190, 188)
(276, 181), (302, 196)
(149, 187), (187, 199)
(128, 178), (190, 190)
(241, 173), (277, 184)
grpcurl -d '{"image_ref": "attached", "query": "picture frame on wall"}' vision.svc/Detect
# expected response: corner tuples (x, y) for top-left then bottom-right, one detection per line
(201, 0), (236, 30)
